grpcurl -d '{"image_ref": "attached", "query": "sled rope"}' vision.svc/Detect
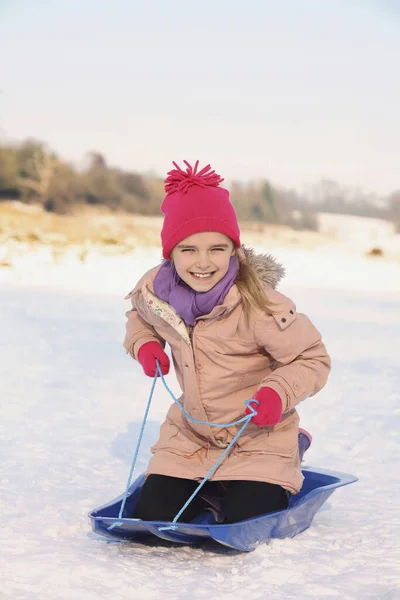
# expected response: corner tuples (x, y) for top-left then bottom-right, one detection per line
(108, 361), (258, 531)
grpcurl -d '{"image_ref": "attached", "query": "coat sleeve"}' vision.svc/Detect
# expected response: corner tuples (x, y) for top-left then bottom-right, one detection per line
(123, 271), (166, 360)
(123, 305), (166, 359)
(254, 298), (331, 412)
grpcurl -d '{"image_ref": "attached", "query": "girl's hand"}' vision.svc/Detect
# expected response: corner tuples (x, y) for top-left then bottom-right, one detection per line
(245, 387), (283, 426)
(138, 341), (170, 377)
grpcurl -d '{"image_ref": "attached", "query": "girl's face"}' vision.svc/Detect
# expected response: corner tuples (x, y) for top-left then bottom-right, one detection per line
(171, 232), (236, 292)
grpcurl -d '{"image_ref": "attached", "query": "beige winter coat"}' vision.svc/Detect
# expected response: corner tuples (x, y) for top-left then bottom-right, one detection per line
(123, 248), (331, 494)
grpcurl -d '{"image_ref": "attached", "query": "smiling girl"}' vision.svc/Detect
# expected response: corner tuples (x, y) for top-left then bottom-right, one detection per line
(123, 160), (331, 524)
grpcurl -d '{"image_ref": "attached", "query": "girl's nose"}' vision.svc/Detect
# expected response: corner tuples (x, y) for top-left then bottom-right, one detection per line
(195, 252), (211, 270)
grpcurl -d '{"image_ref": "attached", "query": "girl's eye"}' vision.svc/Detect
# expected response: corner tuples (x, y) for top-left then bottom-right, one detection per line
(180, 247), (225, 253)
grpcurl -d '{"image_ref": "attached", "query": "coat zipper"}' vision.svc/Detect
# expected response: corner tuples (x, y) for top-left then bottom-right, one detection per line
(188, 324), (195, 360)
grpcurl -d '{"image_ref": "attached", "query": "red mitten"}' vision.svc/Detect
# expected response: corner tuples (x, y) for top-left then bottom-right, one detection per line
(245, 387), (283, 426)
(137, 341), (170, 377)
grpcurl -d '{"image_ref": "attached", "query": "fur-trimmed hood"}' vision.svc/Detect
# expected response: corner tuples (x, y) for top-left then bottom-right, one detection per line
(239, 245), (285, 289)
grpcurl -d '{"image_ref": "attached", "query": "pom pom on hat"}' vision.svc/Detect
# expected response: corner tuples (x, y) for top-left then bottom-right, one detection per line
(165, 160), (224, 195)
(160, 160), (241, 259)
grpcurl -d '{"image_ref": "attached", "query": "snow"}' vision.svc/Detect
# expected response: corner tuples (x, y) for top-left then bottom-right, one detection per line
(1, 244), (400, 600)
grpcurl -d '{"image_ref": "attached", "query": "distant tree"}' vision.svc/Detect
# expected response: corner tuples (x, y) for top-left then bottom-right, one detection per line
(308, 179), (347, 213)
(231, 179), (289, 224)
(88, 152), (107, 170)
(0, 144), (19, 198)
(45, 162), (86, 213)
(303, 179), (388, 219)
(12, 140), (85, 213)
(0, 137), (393, 225)
(81, 152), (121, 208)
(285, 208), (319, 231)
(261, 180), (286, 223)
(388, 190), (400, 232)
(113, 169), (153, 213)
(15, 140), (60, 205)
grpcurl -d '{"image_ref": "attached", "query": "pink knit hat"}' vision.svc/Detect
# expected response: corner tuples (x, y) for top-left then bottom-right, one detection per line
(160, 160), (241, 259)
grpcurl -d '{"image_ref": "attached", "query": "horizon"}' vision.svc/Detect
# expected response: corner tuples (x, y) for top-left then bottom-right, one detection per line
(1, 0), (399, 195)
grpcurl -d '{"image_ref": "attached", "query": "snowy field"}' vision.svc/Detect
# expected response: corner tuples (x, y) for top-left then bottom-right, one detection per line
(1, 244), (400, 600)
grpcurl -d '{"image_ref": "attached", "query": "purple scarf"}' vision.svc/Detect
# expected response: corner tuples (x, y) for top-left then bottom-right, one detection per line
(153, 256), (238, 326)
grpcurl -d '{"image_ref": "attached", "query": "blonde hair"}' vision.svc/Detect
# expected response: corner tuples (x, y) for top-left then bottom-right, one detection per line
(235, 257), (277, 322)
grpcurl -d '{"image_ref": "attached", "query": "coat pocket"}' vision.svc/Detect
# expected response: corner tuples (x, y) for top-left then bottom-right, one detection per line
(151, 420), (202, 459)
(235, 412), (299, 459)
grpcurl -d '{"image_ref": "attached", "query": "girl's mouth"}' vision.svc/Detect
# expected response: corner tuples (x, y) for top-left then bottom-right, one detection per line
(189, 271), (216, 281)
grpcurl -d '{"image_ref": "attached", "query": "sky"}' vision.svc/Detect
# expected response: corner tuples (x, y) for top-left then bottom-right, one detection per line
(0, 0), (399, 194)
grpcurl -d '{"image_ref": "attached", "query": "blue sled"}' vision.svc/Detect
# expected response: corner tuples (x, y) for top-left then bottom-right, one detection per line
(89, 466), (357, 552)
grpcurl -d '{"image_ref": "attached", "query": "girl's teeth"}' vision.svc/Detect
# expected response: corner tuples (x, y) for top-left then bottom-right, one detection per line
(192, 273), (212, 278)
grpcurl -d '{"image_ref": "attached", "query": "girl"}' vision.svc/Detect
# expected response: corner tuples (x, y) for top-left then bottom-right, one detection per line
(123, 160), (331, 524)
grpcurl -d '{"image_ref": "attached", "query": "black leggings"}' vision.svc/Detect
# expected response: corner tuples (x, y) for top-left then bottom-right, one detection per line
(132, 474), (289, 524)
